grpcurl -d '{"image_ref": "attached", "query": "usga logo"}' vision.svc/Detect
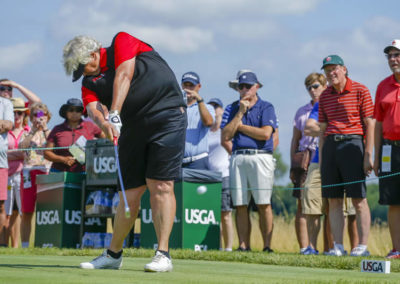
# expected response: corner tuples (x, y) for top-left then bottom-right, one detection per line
(37, 210), (102, 226)
(37, 210), (60, 225)
(185, 209), (218, 225)
(93, 156), (116, 173)
(361, 260), (390, 274)
(142, 209), (180, 224)
(65, 210), (102, 226)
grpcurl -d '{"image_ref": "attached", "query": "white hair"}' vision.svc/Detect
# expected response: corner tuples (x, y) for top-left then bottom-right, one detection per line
(63, 35), (101, 75)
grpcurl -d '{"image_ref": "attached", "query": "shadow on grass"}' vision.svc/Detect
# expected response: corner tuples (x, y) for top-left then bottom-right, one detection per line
(0, 263), (78, 269)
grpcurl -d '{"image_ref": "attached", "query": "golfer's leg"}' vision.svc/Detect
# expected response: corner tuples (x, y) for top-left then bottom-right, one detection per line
(328, 198), (345, 244)
(147, 178), (176, 252)
(306, 214), (321, 249)
(109, 186), (146, 252)
(351, 198), (370, 246)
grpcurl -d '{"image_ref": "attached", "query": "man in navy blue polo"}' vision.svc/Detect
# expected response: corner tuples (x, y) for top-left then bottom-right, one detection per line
(222, 71), (277, 252)
(181, 72), (215, 169)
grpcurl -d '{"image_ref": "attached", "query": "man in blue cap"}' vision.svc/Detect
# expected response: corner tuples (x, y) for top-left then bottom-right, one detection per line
(222, 71), (278, 252)
(181, 72), (215, 169)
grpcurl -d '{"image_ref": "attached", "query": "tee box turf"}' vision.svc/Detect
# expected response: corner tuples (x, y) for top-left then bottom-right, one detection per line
(360, 260), (390, 274)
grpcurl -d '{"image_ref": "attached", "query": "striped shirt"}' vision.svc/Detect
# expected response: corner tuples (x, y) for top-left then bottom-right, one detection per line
(318, 77), (373, 135)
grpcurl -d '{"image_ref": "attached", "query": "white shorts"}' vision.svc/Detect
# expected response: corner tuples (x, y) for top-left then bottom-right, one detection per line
(5, 172), (22, 215)
(229, 153), (275, 206)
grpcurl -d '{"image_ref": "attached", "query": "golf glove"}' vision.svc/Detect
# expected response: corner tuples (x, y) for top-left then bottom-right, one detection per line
(109, 111), (122, 134)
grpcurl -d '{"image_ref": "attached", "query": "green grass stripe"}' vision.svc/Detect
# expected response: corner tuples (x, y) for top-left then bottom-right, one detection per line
(0, 254), (399, 284)
(1, 248), (399, 272)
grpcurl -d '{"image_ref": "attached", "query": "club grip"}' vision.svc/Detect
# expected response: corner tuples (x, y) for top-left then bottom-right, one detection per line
(113, 136), (118, 146)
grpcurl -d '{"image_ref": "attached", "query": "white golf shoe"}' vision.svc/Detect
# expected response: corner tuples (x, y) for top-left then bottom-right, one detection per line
(80, 250), (122, 269)
(326, 244), (347, 256)
(144, 251), (173, 272)
(350, 246), (370, 257)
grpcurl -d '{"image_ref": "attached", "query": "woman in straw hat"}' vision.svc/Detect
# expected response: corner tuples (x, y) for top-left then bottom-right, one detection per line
(5, 98), (29, 247)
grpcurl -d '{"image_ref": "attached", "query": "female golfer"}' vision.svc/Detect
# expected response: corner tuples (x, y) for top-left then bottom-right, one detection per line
(63, 32), (186, 272)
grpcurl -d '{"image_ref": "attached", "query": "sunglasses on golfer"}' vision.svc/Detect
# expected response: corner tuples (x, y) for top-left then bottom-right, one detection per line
(0, 86), (12, 92)
(238, 83), (254, 90)
(307, 84), (320, 91)
(67, 107), (83, 113)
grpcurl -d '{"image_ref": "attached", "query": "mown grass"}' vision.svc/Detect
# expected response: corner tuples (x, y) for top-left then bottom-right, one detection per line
(1, 254), (399, 284)
(1, 247), (399, 272)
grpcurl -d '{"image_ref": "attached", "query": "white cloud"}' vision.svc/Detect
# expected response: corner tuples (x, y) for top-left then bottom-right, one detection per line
(0, 42), (42, 71)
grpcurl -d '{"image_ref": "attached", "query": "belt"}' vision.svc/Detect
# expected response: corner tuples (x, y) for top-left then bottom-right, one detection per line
(182, 152), (208, 164)
(233, 149), (272, 155)
(384, 139), (400, 147)
(327, 134), (363, 142)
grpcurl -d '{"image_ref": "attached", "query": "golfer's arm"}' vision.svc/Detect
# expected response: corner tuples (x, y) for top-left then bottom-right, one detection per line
(221, 113), (243, 141)
(110, 57), (135, 113)
(87, 102), (109, 129)
(363, 117), (375, 157)
(304, 118), (320, 137)
(237, 125), (273, 141)
(374, 121), (383, 164)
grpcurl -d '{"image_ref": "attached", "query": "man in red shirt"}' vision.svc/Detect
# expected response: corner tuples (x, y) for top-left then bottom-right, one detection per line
(319, 55), (374, 256)
(373, 40), (400, 259)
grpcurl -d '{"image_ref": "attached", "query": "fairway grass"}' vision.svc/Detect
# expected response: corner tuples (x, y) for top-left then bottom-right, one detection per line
(0, 254), (399, 284)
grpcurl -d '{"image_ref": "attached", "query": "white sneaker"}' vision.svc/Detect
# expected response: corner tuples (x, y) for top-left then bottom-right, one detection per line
(80, 250), (122, 269)
(144, 251), (173, 272)
(326, 245), (347, 256)
(350, 246), (370, 257)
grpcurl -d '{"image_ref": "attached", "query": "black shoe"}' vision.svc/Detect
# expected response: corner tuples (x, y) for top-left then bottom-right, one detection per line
(263, 247), (274, 253)
(236, 247), (251, 252)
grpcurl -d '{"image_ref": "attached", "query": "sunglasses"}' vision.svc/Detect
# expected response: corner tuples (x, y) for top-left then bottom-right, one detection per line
(67, 107), (83, 113)
(0, 86), (12, 92)
(14, 111), (25, 116)
(307, 84), (320, 91)
(238, 83), (254, 90)
(386, 53), (400, 60)
(33, 110), (46, 118)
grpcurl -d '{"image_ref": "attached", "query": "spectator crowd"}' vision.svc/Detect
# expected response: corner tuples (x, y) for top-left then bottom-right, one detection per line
(0, 38), (399, 260)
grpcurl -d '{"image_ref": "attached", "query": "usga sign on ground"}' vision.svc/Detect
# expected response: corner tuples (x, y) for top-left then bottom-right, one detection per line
(361, 260), (390, 274)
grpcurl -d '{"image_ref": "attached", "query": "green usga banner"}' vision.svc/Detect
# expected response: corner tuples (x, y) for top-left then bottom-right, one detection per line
(141, 181), (221, 251)
(35, 172), (106, 248)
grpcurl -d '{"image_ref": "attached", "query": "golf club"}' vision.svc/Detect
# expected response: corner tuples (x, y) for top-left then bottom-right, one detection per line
(113, 136), (131, 218)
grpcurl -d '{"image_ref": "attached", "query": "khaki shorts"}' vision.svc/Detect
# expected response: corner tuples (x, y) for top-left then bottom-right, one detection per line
(229, 153), (275, 206)
(302, 163), (356, 216)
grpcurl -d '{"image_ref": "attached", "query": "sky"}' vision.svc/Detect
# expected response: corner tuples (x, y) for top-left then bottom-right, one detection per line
(1, 0), (399, 184)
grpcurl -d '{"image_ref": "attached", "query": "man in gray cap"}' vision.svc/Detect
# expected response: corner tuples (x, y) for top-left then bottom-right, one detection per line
(319, 55), (374, 256)
(373, 40), (400, 259)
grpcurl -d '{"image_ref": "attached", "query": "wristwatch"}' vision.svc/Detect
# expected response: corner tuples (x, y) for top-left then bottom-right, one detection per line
(197, 99), (204, 103)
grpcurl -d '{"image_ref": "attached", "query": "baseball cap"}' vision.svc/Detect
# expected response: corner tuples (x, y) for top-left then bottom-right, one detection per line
(321, 55), (344, 69)
(228, 69), (252, 90)
(384, 39), (400, 54)
(238, 72), (263, 88)
(208, 98), (223, 108)
(72, 63), (85, 82)
(182, 71), (200, 85)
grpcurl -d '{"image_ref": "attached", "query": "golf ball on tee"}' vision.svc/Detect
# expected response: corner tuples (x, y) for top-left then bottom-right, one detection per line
(197, 185), (207, 195)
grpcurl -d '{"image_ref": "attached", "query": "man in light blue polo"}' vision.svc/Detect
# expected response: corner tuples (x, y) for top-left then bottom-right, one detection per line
(181, 72), (215, 169)
(222, 71), (277, 252)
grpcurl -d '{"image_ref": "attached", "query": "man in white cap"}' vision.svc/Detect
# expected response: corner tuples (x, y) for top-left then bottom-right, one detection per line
(373, 39), (400, 259)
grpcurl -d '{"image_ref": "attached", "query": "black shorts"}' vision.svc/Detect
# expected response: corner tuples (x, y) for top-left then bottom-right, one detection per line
(378, 143), (400, 205)
(117, 107), (187, 190)
(321, 137), (366, 198)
